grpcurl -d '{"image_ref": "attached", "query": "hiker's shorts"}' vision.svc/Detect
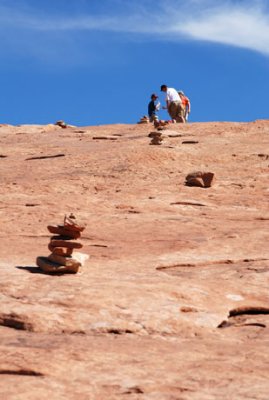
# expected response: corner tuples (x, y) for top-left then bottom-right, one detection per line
(168, 101), (185, 123)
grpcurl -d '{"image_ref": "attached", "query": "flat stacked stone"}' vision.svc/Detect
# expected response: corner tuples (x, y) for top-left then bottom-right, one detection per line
(36, 214), (88, 273)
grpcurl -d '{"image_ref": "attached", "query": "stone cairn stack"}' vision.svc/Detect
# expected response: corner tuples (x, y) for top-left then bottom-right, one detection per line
(148, 131), (163, 145)
(137, 115), (149, 124)
(148, 119), (173, 145)
(55, 120), (67, 128)
(54, 120), (75, 129)
(36, 214), (88, 273)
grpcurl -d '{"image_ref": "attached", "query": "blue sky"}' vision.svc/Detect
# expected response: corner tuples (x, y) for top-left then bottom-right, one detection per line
(0, 0), (269, 126)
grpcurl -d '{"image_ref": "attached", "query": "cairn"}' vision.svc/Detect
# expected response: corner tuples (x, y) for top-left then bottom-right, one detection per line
(148, 131), (163, 145)
(154, 119), (171, 128)
(137, 115), (149, 124)
(36, 214), (88, 273)
(55, 120), (67, 128)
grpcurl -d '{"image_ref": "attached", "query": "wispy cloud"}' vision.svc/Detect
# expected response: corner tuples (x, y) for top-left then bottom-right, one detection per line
(175, 1), (269, 56)
(1, 0), (269, 60)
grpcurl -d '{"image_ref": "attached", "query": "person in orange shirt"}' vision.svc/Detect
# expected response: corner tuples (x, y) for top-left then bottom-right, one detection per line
(178, 91), (191, 122)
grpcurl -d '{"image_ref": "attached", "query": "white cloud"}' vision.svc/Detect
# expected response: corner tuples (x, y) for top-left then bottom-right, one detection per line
(175, 2), (269, 56)
(0, 0), (269, 58)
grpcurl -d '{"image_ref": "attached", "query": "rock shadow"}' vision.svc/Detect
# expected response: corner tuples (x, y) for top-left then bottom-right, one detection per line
(0, 369), (44, 377)
(16, 266), (44, 274)
(15, 266), (71, 276)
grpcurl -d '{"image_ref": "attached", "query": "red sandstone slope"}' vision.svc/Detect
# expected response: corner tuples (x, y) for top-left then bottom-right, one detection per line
(0, 120), (269, 399)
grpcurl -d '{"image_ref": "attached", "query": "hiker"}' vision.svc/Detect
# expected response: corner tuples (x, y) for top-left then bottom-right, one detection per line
(148, 93), (161, 123)
(178, 91), (191, 122)
(160, 84), (185, 123)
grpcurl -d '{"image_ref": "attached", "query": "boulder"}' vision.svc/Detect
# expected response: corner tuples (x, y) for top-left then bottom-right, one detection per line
(185, 171), (215, 188)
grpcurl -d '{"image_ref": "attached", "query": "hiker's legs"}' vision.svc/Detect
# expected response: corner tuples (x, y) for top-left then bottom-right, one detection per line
(168, 102), (178, 120)
(150, 114), (159, 123)
(176, 104), (185, 123)
(168, 102), (185, 123)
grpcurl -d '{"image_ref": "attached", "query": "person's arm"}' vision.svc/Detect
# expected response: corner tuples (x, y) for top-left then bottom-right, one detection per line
(186, 98), (191, 113)
(162, 99), (169, 109)
(166, 91), (171, 109)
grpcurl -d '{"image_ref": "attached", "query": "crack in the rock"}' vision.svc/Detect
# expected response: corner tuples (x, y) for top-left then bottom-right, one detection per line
(107, 328), (134, 335)
(229, 306), (269, 317)
(156, 258), (269, 271)
(218, 306), (269, 329)
(0, 313), (34, 331)
(122, 386), (144, 394)
(170, 201), (206, 207)
(25, 153), (65, 161)
(0, 369), (44, 376)
(218, 320), (266, 329)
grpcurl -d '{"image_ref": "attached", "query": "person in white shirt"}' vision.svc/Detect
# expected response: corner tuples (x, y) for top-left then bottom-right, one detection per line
(160, 84), (185, 123)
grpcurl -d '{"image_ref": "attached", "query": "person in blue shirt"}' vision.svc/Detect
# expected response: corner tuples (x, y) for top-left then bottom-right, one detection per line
(148, 93), (161, 123)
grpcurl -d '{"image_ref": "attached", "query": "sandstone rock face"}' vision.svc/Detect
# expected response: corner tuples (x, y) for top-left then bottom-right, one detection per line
(0, 120), (269, 399)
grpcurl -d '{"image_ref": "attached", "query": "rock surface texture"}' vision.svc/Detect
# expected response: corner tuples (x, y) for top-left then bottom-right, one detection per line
(0, 120), (269, 399)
